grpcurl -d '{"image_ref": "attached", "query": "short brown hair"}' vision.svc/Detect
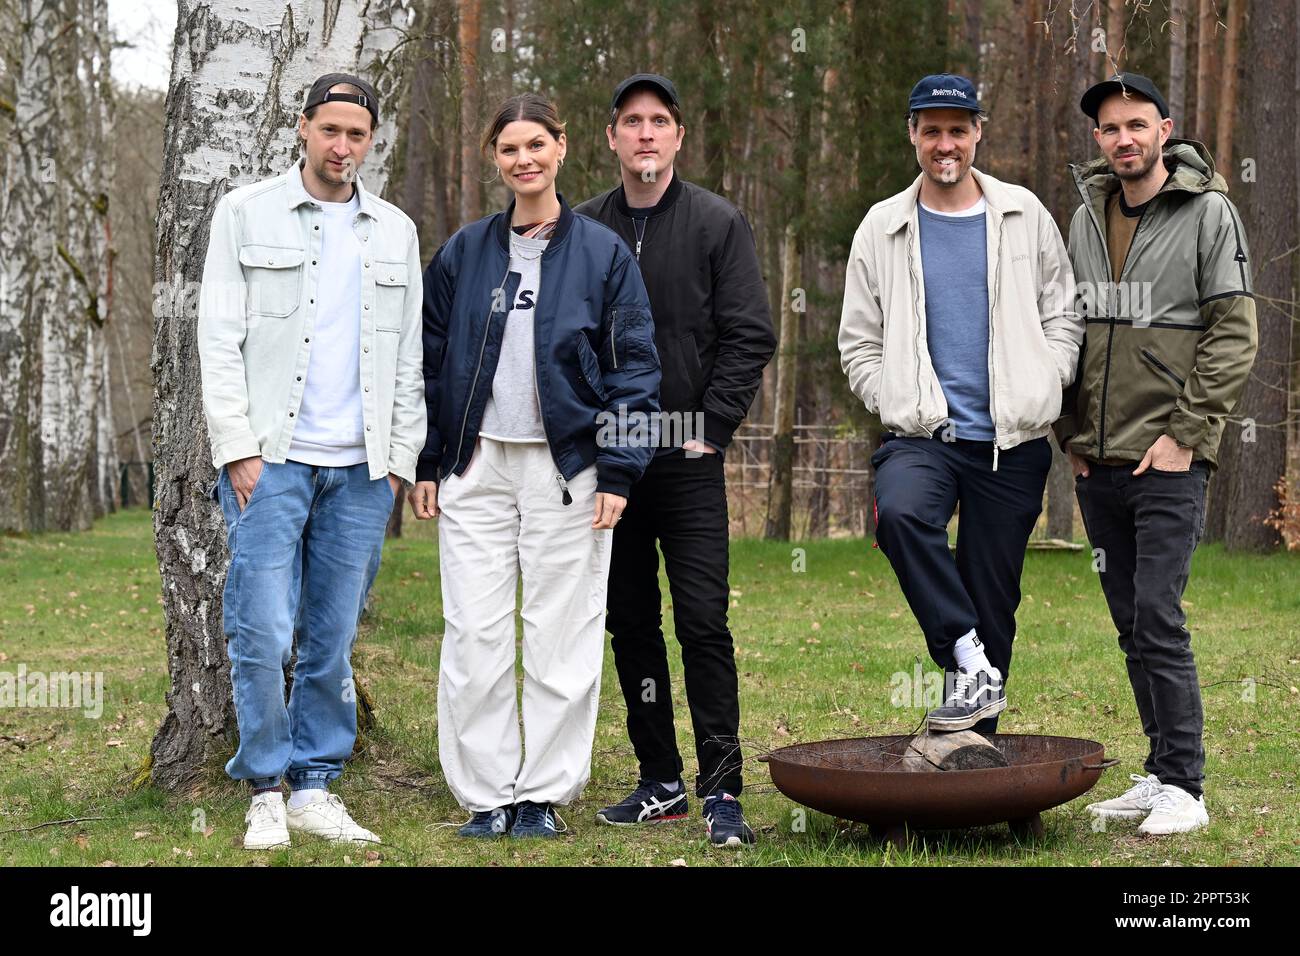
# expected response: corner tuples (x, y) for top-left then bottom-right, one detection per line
(481, 93), (566, 158)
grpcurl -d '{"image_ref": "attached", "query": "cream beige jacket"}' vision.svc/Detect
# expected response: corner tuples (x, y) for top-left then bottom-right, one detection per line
(838, 168), (1083, 464)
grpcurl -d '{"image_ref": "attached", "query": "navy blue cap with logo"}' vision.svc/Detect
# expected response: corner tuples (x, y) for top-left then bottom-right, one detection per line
(908, 73), (981, 115)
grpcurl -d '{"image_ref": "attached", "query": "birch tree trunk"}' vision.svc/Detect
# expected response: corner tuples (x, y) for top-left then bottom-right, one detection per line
(765, 222), (800, 541)
(149, 0), (409, 791)
(0, 0), (114, 534)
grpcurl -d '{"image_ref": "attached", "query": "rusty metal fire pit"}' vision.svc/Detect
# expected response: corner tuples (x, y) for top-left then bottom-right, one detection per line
(760, 734), (1118, 845)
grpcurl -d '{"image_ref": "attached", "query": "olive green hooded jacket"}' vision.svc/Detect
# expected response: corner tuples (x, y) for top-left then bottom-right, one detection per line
(1055, 139), (1257, 467)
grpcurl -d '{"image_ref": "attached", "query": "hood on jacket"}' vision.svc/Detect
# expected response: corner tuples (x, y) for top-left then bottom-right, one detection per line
(1071, 138), (1228, 225)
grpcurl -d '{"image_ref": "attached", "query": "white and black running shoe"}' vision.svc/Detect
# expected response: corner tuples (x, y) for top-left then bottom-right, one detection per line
(596, 779), (689, 826)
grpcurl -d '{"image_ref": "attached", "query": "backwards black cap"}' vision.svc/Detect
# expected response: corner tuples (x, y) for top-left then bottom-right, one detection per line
(304, 72), (380, 126)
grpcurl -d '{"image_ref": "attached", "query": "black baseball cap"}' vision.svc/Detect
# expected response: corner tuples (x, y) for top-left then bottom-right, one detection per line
(304, 72), (380, 126)
(1080, 72), (1169, 122)
(609, 73), (680, 115)
(908, 73), (981, 114)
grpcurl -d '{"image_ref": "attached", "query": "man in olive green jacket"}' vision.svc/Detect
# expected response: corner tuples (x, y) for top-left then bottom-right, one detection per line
(1056, 73), (1257, 836)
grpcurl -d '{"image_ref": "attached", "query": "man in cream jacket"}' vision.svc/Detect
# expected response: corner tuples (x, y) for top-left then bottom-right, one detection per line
(838, 74), (1082, 733)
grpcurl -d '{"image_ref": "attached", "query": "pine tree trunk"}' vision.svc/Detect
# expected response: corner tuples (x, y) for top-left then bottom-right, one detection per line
(1046, 0), (1095, 541)
(458, 0), (482, 227)
(1169, 0), (1188, 121)
(1215, 0), (1294, 552)
(149, 0), (407, 791)
(1106, 0), (1127, 74)
(1216, 0), (1246, 172)
(1194, 0), (1219, 142)
(765, 43), (813, 542)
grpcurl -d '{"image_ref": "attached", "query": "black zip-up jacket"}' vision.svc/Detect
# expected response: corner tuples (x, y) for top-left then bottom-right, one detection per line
(575, 174), (775, 451)
(416, 195), (661, 498)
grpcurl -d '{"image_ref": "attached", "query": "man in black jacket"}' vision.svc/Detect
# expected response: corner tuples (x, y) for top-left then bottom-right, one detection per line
(575, 74), (776, 848)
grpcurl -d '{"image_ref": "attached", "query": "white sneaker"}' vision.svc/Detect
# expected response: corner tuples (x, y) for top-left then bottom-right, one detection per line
(243, 792), (290, 850)
(286, 793), (381, 844)
(1086, 773), (1163, 820)
(1139, 784), (1209, 835)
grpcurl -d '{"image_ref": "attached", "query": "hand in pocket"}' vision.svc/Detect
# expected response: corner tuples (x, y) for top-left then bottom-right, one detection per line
(228, 457), (264, 511)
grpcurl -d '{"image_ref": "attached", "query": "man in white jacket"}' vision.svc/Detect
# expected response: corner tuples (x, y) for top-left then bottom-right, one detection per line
(838, 74), (1082, 733)
(198, 74), (425, 850)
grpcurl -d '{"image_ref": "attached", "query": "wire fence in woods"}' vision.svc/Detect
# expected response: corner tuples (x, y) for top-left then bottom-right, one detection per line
(724, 423), (878, 540)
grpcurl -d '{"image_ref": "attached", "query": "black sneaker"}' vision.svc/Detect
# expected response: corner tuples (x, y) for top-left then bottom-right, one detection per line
(457, 805), (514, 838)
(510, 801), (560, 838)
(596, 779), (689, 826)
(703, 792), (756, 847)
(926, 667), (1006, 732)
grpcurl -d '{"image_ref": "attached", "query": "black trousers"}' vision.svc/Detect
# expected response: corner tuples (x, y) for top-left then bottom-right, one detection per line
(871, 435), (1052, 735)
(1075, 462), (1209, 798)
(605, 448), (743, 797)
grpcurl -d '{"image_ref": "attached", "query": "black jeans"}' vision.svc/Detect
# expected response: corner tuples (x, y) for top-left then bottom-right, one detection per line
(1075, 461), (1209, 798)
(871, 435), (1052, 735)
(605, 448), (743, 797)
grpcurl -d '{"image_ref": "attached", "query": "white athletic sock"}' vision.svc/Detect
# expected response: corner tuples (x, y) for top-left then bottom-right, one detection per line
(659, 780), (681, 792)
(288, 788), (327, 810)
(954, 630), (992, 673)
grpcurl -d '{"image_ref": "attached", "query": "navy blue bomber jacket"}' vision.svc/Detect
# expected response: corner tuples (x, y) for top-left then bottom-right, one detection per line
(416, 195), (661, 499)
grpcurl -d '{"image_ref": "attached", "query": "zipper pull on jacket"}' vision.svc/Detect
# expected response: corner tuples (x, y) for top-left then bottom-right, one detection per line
(555, 473), (572, 505)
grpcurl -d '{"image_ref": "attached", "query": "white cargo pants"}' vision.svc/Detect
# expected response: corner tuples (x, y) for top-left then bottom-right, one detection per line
(436, 437), (613, 811)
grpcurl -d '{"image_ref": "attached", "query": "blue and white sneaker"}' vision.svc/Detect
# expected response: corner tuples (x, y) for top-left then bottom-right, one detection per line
(596, 779), (689, 826)
(510, 801), (560, 839)
(458, 805), (515, 838)
(703, 792), (756, 847)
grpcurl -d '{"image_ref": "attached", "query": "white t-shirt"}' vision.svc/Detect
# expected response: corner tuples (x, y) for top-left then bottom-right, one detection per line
(288, 191), (368, 467)
(479, 231), (549, 442)
(919, 195), (987, 217)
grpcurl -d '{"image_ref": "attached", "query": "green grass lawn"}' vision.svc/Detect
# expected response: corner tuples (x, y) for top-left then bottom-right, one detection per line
(1, 508), (1297, 866)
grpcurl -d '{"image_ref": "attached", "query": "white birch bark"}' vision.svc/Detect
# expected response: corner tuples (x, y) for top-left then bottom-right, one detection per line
(0, 0), (114, 532)
(150, 0), (410, 790)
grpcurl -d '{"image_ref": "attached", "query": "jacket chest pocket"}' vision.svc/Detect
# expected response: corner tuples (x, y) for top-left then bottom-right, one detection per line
(239, 244), (305, 317)
(373, 260), (408, 331)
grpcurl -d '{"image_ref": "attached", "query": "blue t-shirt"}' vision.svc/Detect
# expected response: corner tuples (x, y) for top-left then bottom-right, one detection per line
(918, 201), (994, 441)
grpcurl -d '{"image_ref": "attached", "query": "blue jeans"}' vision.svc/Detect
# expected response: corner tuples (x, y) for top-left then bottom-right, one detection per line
(216, 460), (394, 791)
